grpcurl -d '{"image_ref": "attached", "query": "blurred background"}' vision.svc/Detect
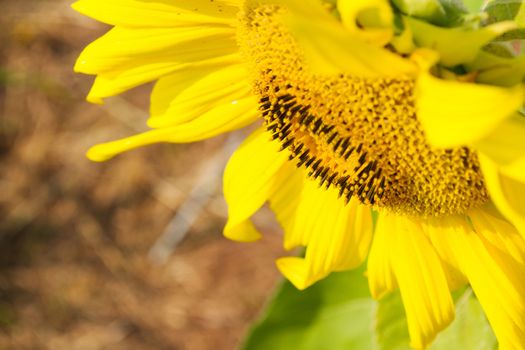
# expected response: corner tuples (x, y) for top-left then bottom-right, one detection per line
(0, 1), (286, 349)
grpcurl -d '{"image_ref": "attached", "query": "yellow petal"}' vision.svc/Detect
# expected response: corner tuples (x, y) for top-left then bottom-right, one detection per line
(86, 53), (241, 104)
(149, 67), (219, 122)
(75, 26), (237, 75)
(479, 155), (525, 239)
(224, 220), (262, 243)
(86, 96), (259, 161)
(384, 214), (455, 349)
(148, 64), (252, 128)
(367, 212), (398, 299)
(223, 128), (290, 242)
(415, 72), (525, 148)
(391, 17), (416, 55)
(275, 257), (313, 291)
(280, 177), (328, 250)
(310, 197), (372, 271)
(71, 0), (239, 27)
(277, 180), (373, 290)
(275, 0), (416, 77)
(476, 116), (525, 182)
(406, 17), (516, 66)
(268, 164), (305, 234)
(423, 217), (468, 291)
(76, 24), (240, 104)
(469, 206), (525, 266)
(436, 217), (525, 350)
(337, 0), (394, 46)
(268, 0), (332, 21)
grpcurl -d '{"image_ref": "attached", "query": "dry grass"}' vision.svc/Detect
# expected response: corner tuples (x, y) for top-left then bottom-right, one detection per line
(0, 1), (285, 349)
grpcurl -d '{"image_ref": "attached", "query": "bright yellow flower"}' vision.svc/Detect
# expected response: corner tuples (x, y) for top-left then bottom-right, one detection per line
(73, 0), (525, 348)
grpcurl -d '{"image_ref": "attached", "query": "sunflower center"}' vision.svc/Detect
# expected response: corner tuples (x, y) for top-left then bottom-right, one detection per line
(238, 5), (489, 217)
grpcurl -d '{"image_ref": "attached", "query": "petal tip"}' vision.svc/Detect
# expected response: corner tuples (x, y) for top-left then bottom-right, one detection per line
(276, 257), (314, 290)
(223, 220), (262, 242)
(86, 144), (117, 162)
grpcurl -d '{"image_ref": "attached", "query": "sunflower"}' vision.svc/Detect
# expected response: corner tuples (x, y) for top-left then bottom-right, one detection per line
(73, 0), (525, 348)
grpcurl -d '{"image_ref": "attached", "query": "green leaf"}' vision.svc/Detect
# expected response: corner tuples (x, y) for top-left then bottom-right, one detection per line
(375, 288), (498, 350)
(242, 269), (498, 350)
(241, 264), (376, 350)
(432, 289), (498, 349)
(375, 292), (411, 350)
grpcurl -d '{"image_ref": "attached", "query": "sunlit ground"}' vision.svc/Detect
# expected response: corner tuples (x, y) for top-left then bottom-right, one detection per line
(0, 1), (286, 349)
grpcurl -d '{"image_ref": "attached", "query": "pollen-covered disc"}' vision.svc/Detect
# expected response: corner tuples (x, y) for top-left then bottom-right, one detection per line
(238, 4), (489, 217)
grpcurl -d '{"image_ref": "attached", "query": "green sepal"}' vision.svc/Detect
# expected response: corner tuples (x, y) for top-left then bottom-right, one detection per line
(468, 50), (525, 85)
(406, 16), (514, 66)
(391, 0), (468, 26)
(483, 42), (516, 57)
(462, 0), (485, 12)
(494, 28), (525, 40)
(484, 0), (525, 42)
